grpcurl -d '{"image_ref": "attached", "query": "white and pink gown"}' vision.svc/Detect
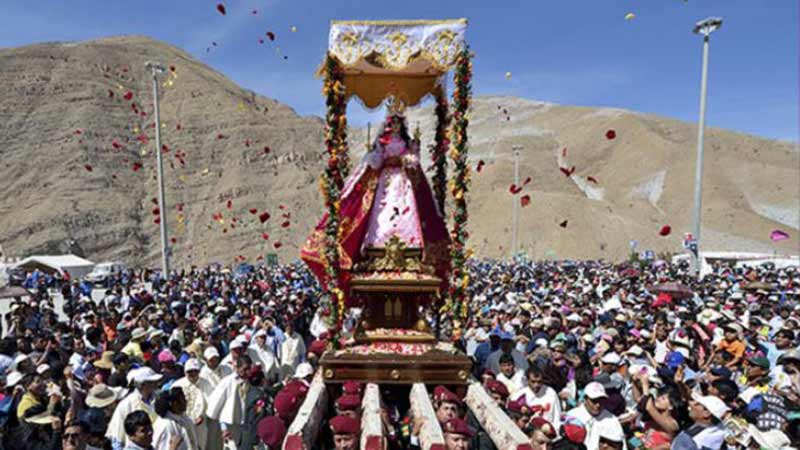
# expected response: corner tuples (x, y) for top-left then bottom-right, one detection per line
(362, 135), (424, 249)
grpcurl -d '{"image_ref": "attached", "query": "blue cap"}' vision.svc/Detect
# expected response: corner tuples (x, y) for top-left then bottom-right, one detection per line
(489, 327), (503, 337)
(500, 331), (514, 341)
(710, 366), (732, 379)
(666, 351), (685, 370)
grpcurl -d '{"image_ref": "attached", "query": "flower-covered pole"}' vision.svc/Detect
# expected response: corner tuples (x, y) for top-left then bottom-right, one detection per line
(320, 54), (349, 344)
(430, 89), (450, 215)
(447, 48), (472, 337)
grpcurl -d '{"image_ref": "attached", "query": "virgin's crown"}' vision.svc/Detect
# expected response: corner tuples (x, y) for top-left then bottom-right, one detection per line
(386, 96), (407, 116)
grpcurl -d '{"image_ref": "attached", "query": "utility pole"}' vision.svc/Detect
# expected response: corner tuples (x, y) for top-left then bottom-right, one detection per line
(145, 61), (170, 279)
(690, 17), (723, 279)
(511, 146), (522, 258)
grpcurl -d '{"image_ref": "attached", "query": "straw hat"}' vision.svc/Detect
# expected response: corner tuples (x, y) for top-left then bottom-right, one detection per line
(86, 384), (120, 408)
(93, 351), (115, 370)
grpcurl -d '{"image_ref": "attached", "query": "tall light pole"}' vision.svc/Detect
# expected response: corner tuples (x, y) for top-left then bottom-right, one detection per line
(511, 146), (522, 257)
(690, 17), (722, 279)
(145, 61), (170, 278)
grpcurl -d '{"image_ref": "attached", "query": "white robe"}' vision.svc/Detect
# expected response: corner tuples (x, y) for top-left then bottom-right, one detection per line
(511, 384), (562, 430)
(106, 390), (157, 448)
(173, 377), (212, 450)
(247, 344), (278, 382)
(309, 309), (328, 339)
(200, 364), (223, 393)
(153, 412), (197, 450)
(279, 332), (305, 380)
(206, 373), (248, 426)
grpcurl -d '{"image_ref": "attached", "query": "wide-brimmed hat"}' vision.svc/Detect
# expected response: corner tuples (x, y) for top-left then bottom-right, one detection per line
(93, 351), (115, 370)
(130, 328), (147, 340)
(86, 383), (121, 408)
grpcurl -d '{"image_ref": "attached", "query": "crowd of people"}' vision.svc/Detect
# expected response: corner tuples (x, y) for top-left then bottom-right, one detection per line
(0, 257), (797, 450)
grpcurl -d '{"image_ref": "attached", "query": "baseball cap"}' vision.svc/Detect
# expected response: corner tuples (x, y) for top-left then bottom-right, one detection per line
(584, 382), (608, 400)
(693, 394), (729, 421)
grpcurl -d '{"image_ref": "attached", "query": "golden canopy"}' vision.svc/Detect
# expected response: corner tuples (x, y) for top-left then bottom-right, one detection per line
(320, 19), (468, 108)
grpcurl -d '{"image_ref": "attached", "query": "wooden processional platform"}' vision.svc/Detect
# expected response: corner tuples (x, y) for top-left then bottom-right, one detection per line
(320, 238), (472, 385)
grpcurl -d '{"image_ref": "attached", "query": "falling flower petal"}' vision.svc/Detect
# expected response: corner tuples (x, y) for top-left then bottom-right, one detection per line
(252, 9), (258, 14)
(74, 129), (82, 135)
(659, 225), (672, 236)
(561, 147), (567, 157)
(152, 207), (160, 215)
(216, 3), (226, 15)
(266, 31), (276, 41)
(107, 90), (114, 98)
(476, 160), (485, 173)
(261, 232), (269, 240)
(606, 129), (616, 140)
(587, 176), (599, 184)
(132, 162), (142, 172)
(84, 164), (93, 172)
(217, 133), (225, 140)
(258, 211), (270, 223)
(281, 220), (290, 228)
(770, 230), (790, 242)
(123, 91), (133, 101)
(258, 39), (265, 44)
(509, 184), (522, 195)
(169, 65), (176, 73)
(263, 146), (271, 154)
(226, 200), (232, 209)
(505, 72), (512, 80)
(625, 12), (636, 21)
(559, 166), (576, 177)
(273, 241), (282, 249)
(522, 176), (532, 186)
(521, 195), (531, 207)
(249, 208), (258, 215)
(559, 220), (568, 228)
(170, 238), (176, 244)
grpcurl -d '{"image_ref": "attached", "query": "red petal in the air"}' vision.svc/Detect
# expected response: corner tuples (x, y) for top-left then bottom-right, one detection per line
(281, 220), (290, 228)
(262, 233), (269, 240)
(476, 160), (485, 173)
(561, 147), (567, 157)
(521, 195), (531, 207)
(659, 225), (672, 236)
(226, 200), (232, 209)
(266, 31), (276, 41)
(132, 162), (142, 172)
(587, 176), (599, 184)
(123, 91), (133, 101)
(258, 212), (270, 223)
(522, 176), (532, 186)
(509, 184), (522, 195)
(249, 208), (258, 215)
(84, 164), (93, 172)
(559, 220), (568, 228)
(216, 3), (226, 15)
(273, 242), (282, 249)
(605, 129), (616, 140)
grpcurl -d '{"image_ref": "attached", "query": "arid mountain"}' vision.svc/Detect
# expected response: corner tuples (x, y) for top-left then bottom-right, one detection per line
(0, 36), (797, 267)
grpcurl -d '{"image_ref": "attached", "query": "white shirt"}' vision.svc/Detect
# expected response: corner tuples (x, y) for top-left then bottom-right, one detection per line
(565, 404), (627, 450)
(200, 364), (223, 393)
(496, 370), (526, 394)
(153, 412), (197, 450)
(206, 373), (248, 425)
(106, 390), (157, 448)
(512, 384), (562, 429)
(279, 332), (306, 378)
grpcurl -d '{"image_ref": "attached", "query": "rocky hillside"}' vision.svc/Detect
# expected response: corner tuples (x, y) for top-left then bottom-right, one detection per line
(0, 36), (796, 266)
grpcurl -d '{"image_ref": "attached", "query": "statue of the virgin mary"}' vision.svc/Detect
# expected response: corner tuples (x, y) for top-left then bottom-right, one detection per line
(301, 101), (450, 302)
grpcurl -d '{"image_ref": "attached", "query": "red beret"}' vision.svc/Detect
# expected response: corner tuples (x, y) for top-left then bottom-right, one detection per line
(308, 340), (328, 357)
(335, 394), (361, 412)
(257, 415), (286, 448)
(274, 391), (300, 422)
(442, 417), (473, 437)
(342, 380), (362, 397)
(283, 380), (309, 398)
(433, 385), (462, 406)
(329, 415), (360, 435)
(530, 417), (556, 439)
(506, 397), (531, 415)
(485, 380), (509, 399)
(482, 368), (495, 377)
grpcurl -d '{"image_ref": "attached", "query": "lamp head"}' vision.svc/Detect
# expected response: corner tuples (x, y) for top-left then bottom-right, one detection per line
(144, 61), (166, 73)
(693, 17), (723, 36)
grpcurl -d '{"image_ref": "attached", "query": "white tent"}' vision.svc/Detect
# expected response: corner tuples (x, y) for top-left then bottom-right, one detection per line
(13, 255), (95, 279)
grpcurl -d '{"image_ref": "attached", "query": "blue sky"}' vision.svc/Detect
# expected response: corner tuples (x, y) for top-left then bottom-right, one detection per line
(2, 1), (797, 141)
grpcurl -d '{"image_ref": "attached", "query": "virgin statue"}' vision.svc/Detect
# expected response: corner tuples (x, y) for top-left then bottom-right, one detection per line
(301, 104), (450, 302)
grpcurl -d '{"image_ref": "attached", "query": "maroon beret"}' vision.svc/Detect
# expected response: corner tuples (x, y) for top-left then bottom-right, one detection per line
(342, 380), (362, 397)
(335, 394), (361, 412)
(283, 380), (309, 398)
(329, 415), (360, 435)
(257, 415), (286, 448)
(433, 385), (462, 406)
(485, 379), (509, 399)
(308, 340), (328, 357)
(274, 391), (300, 422)
(442, 417), (473, 437)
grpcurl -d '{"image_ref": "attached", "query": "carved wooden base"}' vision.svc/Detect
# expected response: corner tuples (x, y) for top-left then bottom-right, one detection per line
(320, 346), (472, 385)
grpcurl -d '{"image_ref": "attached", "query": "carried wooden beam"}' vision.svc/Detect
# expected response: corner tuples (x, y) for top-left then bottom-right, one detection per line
(283, 373), (329, 450)
(409, 383), (446, 450)
(464, 382), (533, 450)
(360, 383), (384, 450)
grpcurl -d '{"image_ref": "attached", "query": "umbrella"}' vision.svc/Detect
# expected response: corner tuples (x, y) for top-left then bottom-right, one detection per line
(620, 268), (640, 278)
(650, 282), (693, 299)
(741, 281), (776, 292)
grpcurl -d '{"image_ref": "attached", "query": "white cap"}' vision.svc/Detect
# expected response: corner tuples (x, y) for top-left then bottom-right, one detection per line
(293, 363), (314, 379)
(253, 329), (267, 338)
(35, 364), (50, 375)
(204, 347), (220, 360)
(129, 367), (163, 384)
(693, 394), (729, 421)
(184, 358), (201, 372)
(584, 382), (608, 400)
(599, 424), (625, 442)
(624, 345), (644, 357)
(6, 371), (24, 387)
(12, 354), (29, 369)
(601, 352), (622, 365)
(230, 336), (248, 350)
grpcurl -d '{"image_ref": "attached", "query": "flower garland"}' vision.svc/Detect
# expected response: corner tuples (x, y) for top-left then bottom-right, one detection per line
(430, 91), (450, 214)
(320, 54), (349, 344)
(445, 48), (473, 337)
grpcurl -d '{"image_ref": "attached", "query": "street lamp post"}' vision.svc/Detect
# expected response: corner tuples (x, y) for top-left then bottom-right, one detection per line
(690, 17), (722, 279)
(145, 61), (170, 278)
(511, 146), (522, 257)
